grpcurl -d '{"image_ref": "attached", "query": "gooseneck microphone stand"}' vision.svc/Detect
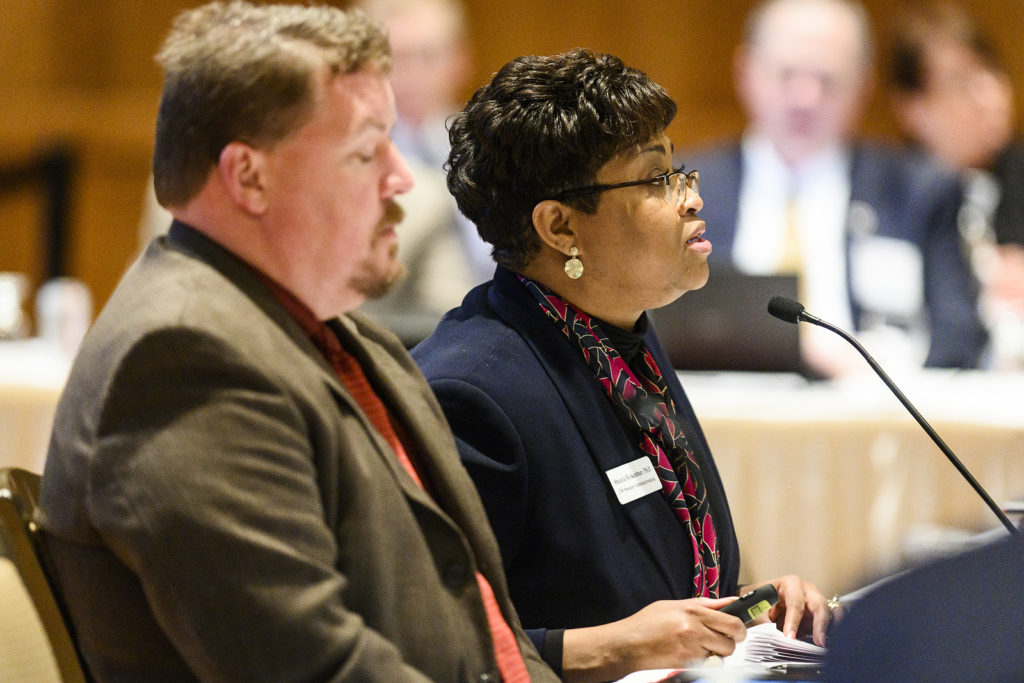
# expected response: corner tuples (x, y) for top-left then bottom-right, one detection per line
(768, 296), (1020, 536)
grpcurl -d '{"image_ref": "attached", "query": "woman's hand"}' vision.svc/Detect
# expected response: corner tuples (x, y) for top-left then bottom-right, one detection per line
(742, 575), (832, 646)
(562, 597), (747, 683)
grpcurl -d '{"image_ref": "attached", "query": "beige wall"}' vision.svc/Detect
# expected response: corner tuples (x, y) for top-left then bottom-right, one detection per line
(2, 0), (1023, 315)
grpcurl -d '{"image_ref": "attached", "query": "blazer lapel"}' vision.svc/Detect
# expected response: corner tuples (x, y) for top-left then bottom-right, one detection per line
(167, 222), (445, 517)
(845, 144), (877, 329)
(329, 314), (500, 549)
(488, 269), (690, 592)
(335, 315), (519, 596)
(651, 333), (739, 591)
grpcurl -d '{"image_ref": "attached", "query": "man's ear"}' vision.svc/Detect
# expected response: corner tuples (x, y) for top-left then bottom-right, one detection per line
(218, 142), (268, 215)
(532, 199), (578, 255)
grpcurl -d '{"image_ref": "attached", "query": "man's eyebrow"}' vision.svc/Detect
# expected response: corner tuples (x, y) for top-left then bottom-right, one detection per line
(350, 116), (389, 137)
(344, 120), (390, 149)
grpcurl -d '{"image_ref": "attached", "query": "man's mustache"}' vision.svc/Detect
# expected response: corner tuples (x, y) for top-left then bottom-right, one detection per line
(383, 200), (405, 226)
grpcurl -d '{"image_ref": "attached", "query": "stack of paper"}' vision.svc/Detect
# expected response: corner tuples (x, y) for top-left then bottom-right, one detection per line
(726, 622), (826, 665)
(614, 623), (827, 682)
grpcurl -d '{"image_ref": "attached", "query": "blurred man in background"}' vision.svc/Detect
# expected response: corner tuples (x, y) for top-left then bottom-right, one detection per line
(683, 0), (986, 378)
(355, 0), (493, 345)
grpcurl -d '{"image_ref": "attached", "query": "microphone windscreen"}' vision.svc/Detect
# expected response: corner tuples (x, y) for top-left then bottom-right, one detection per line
(767, 296), (804, 324)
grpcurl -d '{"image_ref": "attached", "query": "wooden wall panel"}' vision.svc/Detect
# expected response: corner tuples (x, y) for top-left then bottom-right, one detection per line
(1, 0), (1023, 316)
(457, 0), (755, 148)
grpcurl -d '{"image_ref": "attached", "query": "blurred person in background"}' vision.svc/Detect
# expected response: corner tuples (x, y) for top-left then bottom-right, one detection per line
(683, 0), (987, 378)
(354, 0), (493, 345)
(890, 1), (1024, 370)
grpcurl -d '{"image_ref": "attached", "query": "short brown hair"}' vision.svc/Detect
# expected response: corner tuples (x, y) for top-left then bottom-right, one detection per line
(153, 1), (390, 207)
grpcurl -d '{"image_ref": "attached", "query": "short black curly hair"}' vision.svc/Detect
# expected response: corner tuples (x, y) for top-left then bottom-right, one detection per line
(446, 48), (677, 271)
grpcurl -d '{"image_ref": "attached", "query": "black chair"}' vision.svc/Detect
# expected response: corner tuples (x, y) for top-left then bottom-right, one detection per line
(0, 467), (87, 682)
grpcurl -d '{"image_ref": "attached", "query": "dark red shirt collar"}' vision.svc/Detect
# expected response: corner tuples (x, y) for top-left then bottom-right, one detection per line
(254, 272), (345, 364)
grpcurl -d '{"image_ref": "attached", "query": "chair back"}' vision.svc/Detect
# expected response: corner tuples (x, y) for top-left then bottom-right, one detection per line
(0, 467), (87, 682)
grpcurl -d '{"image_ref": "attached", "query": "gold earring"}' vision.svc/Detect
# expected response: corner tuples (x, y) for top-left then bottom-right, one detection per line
(564, 246), (583, 279)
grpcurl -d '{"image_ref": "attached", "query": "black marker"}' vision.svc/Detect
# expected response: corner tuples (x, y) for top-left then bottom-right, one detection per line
(719, 584), (779, 624)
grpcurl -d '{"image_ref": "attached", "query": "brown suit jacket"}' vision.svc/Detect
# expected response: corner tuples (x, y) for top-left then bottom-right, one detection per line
(37, 222), (556, 682)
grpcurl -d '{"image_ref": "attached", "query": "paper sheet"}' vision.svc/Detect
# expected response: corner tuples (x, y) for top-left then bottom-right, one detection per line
(615, 623), (826, 682)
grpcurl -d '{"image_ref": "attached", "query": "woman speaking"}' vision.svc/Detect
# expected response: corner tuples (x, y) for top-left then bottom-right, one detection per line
(412, 48), (831, 682)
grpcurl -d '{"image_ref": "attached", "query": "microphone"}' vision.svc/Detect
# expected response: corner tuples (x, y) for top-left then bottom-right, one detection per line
(767, 295), (1021, 536)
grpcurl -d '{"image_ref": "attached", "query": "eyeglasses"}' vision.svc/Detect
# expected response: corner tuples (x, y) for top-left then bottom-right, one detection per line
(550, 168), (700, 204)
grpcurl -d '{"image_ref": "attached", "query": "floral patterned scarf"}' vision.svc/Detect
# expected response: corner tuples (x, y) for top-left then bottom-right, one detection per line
(520, 275), (720, 597)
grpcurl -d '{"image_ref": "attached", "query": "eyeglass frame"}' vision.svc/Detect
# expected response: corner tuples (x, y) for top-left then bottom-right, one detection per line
(547, 167), (700, 203)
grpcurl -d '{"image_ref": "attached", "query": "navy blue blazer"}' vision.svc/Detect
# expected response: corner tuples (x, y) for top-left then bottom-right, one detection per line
(412, 267), (740, 659)
(684, 141), (988, 368)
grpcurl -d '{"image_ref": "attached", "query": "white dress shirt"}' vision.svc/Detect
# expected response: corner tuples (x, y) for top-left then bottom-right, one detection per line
(734, 132), (854, 333)
(732, 133), (927, 375)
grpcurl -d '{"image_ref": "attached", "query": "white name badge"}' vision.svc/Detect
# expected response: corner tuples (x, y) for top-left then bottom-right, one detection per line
(606, 457), (662, 505)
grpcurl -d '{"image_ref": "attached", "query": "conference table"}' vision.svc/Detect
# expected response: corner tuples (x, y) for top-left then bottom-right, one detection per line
(678, 369), (1024, 596)
(0, 340), (70, 474)
(2, 336), (1020, 598)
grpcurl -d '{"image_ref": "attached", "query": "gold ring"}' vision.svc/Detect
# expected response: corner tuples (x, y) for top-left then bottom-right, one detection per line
(826, 595), (842, 612)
